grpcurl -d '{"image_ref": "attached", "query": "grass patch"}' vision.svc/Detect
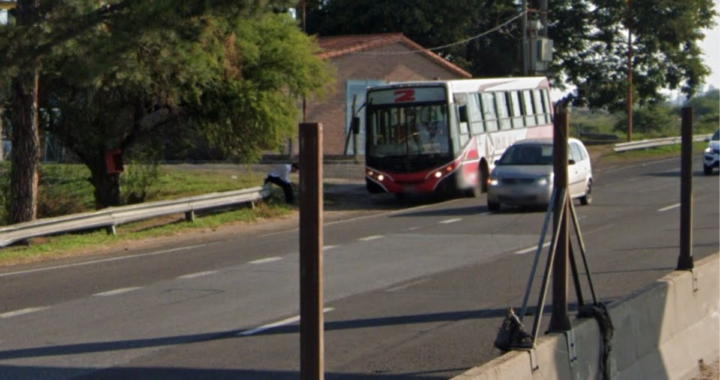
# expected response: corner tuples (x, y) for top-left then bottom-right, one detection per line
(0, 164), (291, 267)
(596, 141), (707, 165)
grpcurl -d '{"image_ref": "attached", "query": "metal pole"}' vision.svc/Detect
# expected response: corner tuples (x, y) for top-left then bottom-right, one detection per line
(519, 188), (557, 322)
(677, 107), (694, 270)
(569, 201), (598, 304)
(540, 0), (548, 38)
(522, 0), (528, 75)
(627, 0), (633, 142)
(548, 110), (571, 333)
(299, 122), (324, 380)
(531, 189), (567, 343)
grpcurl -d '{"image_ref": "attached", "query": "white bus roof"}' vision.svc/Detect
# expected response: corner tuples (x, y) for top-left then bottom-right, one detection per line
(369, 76), (550, 93)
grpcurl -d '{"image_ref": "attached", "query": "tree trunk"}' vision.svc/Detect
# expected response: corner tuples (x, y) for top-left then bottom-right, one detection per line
(0, 106), (4, 162)
(7, 0), (41, 225)
(88, 153), (122, 209)
(8, 70), (41, 224)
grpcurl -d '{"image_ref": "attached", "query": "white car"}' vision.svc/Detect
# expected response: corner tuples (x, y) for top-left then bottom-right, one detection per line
(487, 138), (593, 211)
(703, 129), (719, 175)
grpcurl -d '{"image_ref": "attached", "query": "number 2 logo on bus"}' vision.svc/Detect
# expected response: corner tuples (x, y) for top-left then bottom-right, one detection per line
(394, 89), (415, 102)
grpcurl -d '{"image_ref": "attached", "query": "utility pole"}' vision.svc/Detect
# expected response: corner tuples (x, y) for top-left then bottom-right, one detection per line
(626, 0), (633, 142)
(522, 0), (528, 75)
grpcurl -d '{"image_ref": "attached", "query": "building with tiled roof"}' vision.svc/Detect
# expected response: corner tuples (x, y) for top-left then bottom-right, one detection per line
(301, 33), (472, 157)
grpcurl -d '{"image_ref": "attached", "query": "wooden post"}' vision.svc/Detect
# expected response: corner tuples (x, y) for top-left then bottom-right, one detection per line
(677, 107), (693, 270)
(299, 122), (324, 380)
(548, 110), (571, 333)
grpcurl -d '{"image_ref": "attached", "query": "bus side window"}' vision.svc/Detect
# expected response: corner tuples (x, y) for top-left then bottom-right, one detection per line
(496, 92), (511, 130)
(481, 92), (498, 132)
(533, 90), (547, 125)
(468, 93), (484, 134)
(542, 89), (553, 123)
(510, 91), (524, 128)
(522, 90), (537, 126)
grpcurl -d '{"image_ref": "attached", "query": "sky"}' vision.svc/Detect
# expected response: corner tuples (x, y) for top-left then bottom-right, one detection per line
(701, 0), (720, 91)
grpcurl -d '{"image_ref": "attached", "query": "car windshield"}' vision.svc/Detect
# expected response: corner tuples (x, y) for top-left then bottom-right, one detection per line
(497, 144), (553, 165)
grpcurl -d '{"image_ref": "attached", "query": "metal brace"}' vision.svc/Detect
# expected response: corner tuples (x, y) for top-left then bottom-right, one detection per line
(565, 329), (578, 368)
(529, 349), (540, 372)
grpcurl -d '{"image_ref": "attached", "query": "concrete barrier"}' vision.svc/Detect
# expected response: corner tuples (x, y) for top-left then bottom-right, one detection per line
(452, 253), (719, 380)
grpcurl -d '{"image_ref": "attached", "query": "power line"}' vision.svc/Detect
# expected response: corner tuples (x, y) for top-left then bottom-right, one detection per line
(322, 11), (527, 56)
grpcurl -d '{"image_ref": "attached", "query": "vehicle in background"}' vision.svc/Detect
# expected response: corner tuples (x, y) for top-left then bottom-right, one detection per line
(486, 138), (593, 212)
(703, 129), (719, 175)
(364, 77), (554, 199)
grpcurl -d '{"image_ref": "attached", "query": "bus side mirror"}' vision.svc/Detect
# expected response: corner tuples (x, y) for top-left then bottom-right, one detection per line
(351, 117), (361, 134)
(568, 159), (576, 165)
(458, 105), (468, 123)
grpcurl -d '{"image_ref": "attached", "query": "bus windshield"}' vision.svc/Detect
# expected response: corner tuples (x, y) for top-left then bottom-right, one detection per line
(366, 103), (450, 158)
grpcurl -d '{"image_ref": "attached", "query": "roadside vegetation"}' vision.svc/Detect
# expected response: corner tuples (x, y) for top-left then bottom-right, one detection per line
(0, 135), (712, 268)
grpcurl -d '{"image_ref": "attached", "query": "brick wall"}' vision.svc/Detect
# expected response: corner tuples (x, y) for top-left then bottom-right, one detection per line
(303, 43), (469, 156)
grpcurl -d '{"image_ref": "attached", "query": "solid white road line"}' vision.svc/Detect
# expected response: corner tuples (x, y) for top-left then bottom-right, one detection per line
(358, 235), (384, 241)
(658, 203), (681, 212)
(439, 218), (462, 224)
(93, 287), (142, 297)
(249, 257), (282, 265)
(515, 242), (550, 255)
(178, 270), (218, 279)
(0, 307), (49, 319)
(238, 307), (334, 336)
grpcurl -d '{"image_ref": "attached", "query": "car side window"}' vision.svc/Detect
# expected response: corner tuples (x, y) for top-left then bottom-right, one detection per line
(569, 143), (584, 163)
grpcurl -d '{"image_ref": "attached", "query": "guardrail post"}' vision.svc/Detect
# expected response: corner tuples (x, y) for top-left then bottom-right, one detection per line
(549, 110), (572, 333)
(185, 211), (195, 222)
(677, 107), (694, 270)
(299, 122), (324, 380)
(106, 225), (117, 235)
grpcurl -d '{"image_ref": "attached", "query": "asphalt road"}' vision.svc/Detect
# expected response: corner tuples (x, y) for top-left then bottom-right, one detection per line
(0, 157), (717, 380)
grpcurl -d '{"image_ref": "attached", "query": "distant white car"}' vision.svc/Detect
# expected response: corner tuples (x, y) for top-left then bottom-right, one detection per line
(703, 129), (719, 175)
(487, 138), (593, 211)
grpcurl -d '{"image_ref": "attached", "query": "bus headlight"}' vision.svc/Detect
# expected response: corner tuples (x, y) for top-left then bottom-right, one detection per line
(489, 178), (499, 186)
(367, 170), (374, 176)
(377, 174), (384, 181)
(434, 171), (442, 178)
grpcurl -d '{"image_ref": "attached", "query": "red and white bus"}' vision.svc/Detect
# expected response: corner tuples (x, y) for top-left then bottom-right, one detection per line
(364, 77), (554, 197)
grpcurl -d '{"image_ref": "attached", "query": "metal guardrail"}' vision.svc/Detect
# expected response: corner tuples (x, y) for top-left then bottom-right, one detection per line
(0, 186), (271, 248)
(613, 134), (710, 152)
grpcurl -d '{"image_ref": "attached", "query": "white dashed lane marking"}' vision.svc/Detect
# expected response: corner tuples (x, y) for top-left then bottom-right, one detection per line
(515, 242), (551, 255)
(238, 308), (334, 336)
(178, 271), (218, 279)
(439, 218), (462, 224)
(93, 287), (142, 297)
(0, 307), (49, 319)
(358, 235), (384, 241)
(658, 203), (681, 212)
(249, 257), (282, 265)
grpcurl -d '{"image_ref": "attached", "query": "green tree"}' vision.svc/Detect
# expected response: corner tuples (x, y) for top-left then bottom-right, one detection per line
(308, 0), (717, 110)
(613, 104), (678, 137)
(39, 11), (332, 209)
(0, 0), (330, 215)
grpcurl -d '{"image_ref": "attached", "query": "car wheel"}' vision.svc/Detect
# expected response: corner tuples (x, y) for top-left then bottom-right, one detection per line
(580, 180), (593, 206)
(704, 165), (713, 175)
(487, 201), (500, 212)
